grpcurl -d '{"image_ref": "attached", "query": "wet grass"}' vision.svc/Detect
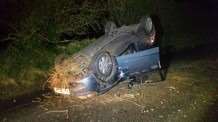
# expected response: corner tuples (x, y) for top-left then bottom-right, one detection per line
(0, 39), (93, 101)
(146, 49), (218, 121)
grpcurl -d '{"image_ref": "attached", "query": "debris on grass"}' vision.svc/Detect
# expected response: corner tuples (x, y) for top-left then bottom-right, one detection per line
(158, 115), (164, 118)
(47, 54), (89, 96)
(39, 109), (69, 119)
(123, 93), (135, 99)
(167, 86), (176, 90)
(32, 97), (42, 103)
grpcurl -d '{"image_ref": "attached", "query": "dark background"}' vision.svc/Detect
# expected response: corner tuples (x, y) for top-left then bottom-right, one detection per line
(0, 0), (218, 106)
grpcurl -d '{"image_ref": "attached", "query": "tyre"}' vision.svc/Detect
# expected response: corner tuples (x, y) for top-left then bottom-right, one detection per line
(136, 16), (156, 48)
(140, 16), (154, 34)
(144, 17), (154, 34)
(91, 51), (118, 84)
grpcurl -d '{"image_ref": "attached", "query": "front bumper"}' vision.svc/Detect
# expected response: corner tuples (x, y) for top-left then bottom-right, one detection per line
(53, 74), (98, 97)
(71, 74), (99, 96)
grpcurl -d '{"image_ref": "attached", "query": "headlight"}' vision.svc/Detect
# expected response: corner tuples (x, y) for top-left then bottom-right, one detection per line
(149, 32), (156, 44)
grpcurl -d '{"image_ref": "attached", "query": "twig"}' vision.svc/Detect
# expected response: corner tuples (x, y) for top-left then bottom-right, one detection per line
(116, 96), (145, 109)
(45, 110), (68, 114)
(56, 7), (107, 16)
(0, 37), (17, 42)
(38, 33), (74, 45)
(42, 109), (69, 119)
(39, 105), (49, 111)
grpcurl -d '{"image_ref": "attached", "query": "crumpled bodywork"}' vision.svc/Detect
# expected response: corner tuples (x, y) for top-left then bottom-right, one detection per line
(49, 17), (157, 97)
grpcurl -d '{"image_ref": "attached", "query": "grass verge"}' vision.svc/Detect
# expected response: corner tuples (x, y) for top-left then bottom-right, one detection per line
(0, 39), (93, 101)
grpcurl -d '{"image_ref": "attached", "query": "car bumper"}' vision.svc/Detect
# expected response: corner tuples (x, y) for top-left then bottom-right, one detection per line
(53, 74), (99, 97)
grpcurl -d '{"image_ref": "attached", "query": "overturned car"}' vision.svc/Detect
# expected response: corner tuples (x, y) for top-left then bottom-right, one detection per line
(50, 16), (164, 97)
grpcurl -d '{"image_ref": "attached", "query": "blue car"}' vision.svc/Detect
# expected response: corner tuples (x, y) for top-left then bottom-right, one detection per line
(51, 16), (164, 97)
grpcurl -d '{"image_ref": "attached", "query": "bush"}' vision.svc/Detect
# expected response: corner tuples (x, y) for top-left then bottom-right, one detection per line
(108, 0), (153, 25)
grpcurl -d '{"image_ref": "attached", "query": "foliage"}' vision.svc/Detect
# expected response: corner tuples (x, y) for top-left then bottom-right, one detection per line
(108, 0), (153, 25)
(0, 0), (106, 100)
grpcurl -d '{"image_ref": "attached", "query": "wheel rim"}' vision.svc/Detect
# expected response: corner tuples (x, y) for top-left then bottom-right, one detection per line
(145, 17), (153, 33)
(98, 53), (113, 75)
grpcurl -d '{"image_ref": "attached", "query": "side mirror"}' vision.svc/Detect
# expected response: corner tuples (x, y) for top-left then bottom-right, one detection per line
(105, 21), (117, 34)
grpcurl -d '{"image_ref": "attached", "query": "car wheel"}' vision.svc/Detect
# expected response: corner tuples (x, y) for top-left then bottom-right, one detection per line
(91, 51), (118, 84)
(144, 17), (154, 34)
